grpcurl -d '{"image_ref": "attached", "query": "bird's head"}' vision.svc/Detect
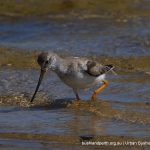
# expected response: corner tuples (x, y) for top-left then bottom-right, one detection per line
(30, 52), (57, 102)
(37, 52), (57, 72)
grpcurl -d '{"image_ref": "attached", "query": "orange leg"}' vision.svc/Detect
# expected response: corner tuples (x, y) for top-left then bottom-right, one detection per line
(91, 80), (109, 101)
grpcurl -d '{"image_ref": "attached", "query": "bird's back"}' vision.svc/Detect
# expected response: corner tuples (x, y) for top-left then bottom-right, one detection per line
(55, 57), (100, 89)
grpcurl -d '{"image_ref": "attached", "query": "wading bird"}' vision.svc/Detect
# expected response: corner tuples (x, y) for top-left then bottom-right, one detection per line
(31, 52), (115, 103)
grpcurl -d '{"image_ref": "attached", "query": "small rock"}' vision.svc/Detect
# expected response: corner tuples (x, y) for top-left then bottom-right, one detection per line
(7, 64), (12, 66)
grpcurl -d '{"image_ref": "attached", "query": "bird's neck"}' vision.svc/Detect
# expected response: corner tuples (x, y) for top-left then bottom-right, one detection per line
(51, 56), (66, 74)
(52, 56), (67, 76)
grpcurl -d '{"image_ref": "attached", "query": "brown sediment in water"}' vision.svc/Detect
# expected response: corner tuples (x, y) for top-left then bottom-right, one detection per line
(0, 93), (150, 124)
(0, 92), (51, 107)
(0, 47), (150, 73)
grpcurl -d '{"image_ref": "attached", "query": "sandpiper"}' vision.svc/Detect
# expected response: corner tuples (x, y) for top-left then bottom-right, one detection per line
(30, 52), (115, 102)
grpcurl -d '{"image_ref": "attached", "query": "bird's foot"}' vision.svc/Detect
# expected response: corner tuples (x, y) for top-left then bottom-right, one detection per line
(91, 93), (97, 102)
(73, 99), (80, 107)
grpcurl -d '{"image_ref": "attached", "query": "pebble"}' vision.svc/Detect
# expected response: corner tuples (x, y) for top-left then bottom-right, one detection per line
(7, 64), (12, 66)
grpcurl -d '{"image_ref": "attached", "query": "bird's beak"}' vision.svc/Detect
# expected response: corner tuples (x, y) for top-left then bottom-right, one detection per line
(30, 69), (46, 102)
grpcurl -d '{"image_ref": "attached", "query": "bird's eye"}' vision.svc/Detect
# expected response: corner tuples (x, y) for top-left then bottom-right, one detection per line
(45, 60), (49, 64)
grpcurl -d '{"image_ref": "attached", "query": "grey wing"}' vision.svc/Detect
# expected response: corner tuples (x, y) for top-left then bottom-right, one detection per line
(85, 60), (114, 77)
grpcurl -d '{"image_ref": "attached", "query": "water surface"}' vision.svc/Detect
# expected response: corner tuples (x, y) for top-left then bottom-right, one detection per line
(0, 17), (150, 56)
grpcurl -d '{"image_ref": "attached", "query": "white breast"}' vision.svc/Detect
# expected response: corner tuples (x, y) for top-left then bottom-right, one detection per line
(57, 71), (105, 89)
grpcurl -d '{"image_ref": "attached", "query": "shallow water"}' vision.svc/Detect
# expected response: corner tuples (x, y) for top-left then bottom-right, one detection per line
(0, 105), (149, 137)
(0, 69), (150, 103)
(0, 16), (150, 149)
(0, 69), (149, 138)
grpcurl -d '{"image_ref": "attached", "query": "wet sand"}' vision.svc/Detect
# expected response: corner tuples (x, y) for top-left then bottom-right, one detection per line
(0, 47), (150, 73)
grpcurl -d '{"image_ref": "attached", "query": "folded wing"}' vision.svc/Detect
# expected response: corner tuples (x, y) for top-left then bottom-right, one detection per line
(85, 60), (114, 77)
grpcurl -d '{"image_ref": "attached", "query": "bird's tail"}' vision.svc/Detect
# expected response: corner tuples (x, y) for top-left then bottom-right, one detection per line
(103, 65), (117, 75)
